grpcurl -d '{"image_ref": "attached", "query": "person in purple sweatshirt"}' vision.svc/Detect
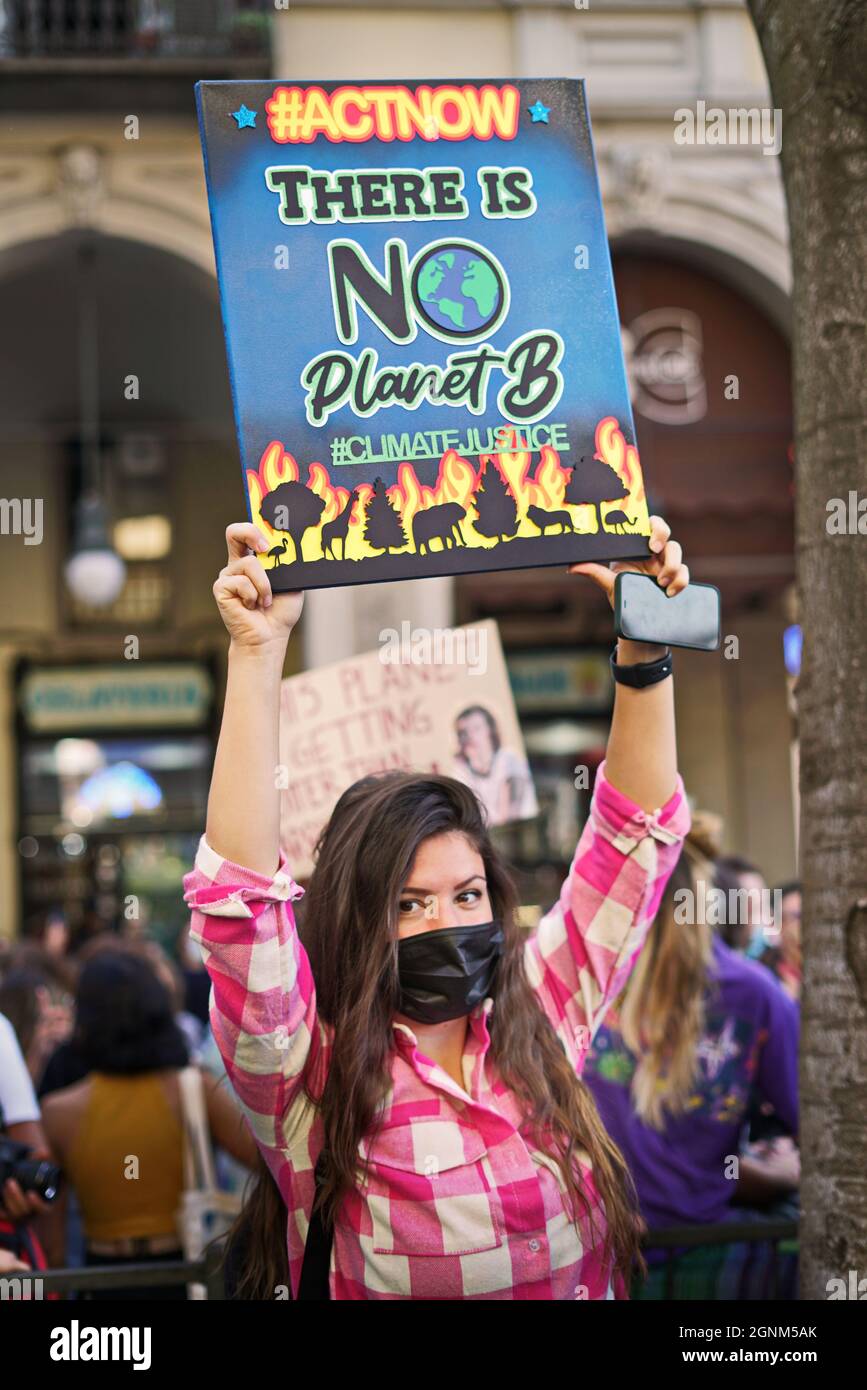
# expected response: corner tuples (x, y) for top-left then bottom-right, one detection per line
(583, 821), (799, 1299)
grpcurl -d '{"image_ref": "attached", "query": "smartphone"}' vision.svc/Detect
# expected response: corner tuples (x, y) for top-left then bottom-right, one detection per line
(614, 572), (721, 651)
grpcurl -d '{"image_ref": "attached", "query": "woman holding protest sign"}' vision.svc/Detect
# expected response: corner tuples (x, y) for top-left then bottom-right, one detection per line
(184, 514), (691, 1300)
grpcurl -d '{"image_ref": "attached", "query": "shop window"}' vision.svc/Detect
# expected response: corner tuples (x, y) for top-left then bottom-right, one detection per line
(19, 735), (211, 943)
(16, 660), (215, 945)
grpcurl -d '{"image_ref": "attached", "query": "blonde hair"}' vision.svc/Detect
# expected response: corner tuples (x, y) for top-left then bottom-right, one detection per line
(617, 814), (720, 1129)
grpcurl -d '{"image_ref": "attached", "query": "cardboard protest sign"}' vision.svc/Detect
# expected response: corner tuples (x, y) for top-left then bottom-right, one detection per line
(197, 78), (649, 591)
(278, 620), (537, 877)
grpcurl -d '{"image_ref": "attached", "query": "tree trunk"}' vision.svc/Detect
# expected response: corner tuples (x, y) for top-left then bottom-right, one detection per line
(747, 0), (867, 1299)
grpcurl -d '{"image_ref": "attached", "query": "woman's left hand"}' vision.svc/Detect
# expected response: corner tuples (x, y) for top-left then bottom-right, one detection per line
(568, 514), (689, 609)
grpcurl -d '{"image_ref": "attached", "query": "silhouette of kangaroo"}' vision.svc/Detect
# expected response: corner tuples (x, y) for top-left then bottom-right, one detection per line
(413, 502), (466, 556)
(603, 508), (633, 532)
(526, 503), (575, 535)
(322, 488), (358, 560)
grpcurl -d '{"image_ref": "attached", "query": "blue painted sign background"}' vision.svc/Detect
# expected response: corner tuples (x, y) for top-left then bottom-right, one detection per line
(197, 78), (650, 590)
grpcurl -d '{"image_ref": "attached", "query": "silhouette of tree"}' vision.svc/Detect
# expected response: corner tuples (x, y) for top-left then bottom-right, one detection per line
(363, 476), (407, 553)
(472, 460), (518, 542)
(260, 480), (325, 562)
(564, 455), (629, 531)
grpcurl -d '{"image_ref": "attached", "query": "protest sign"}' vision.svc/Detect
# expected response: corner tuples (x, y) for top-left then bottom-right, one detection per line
(278, 620), (536, 877)
(197, 78), (649, 591)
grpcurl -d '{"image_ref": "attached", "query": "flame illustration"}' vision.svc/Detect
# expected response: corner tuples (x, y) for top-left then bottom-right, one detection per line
(495, 443), (570, 513)
(247, 417), (649, 563)
(594, 415), (646, 518)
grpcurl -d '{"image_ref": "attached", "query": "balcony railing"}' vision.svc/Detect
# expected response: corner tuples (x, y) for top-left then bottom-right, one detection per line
(0, 0), (271, 59)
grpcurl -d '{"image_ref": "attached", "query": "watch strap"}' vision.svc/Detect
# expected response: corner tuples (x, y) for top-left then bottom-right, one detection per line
(610, 645), (673, 688)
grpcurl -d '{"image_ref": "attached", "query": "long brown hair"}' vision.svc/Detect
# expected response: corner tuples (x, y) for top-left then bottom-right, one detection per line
(246, 772), (644, 1289)
(618, 828), (716, 1127)
(222, 1152), (290, 1300)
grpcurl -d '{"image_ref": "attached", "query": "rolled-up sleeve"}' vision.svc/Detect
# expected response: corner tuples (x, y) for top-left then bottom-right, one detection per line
(183, 836), (329, 1152)
(524, 761), (691, 1072)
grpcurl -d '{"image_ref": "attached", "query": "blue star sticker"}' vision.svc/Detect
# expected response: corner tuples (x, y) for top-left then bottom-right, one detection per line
(231, 104), (257, 130)
(528, 100), (551, 124)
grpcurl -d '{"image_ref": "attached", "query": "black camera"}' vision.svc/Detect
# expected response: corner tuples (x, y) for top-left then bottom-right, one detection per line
(0, 1108), (61, 1204)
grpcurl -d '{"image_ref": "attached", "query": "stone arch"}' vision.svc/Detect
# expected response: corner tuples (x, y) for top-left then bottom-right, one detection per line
(0, 141), (217, 278)
(0, 229), (229, 429)
(597, 141), (791, 334)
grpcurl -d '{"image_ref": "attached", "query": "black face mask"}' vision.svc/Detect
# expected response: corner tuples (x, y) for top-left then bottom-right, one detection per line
(396, 919), (504, 1025)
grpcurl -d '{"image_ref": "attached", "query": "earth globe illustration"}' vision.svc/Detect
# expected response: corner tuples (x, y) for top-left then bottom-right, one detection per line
(412, 243), (506, 338)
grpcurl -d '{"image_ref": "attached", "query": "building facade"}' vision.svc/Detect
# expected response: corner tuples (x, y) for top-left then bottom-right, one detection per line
(0, 0), (796, 943)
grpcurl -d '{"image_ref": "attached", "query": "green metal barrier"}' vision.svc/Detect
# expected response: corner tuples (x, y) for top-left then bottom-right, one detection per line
(640, 1219), (799, 1300)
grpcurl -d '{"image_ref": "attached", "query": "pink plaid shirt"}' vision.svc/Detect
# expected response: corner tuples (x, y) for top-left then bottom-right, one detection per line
(184, 762), (689, 1300)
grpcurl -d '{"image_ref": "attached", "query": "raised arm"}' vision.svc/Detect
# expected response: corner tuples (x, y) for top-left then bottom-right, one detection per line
(525, 516), (691, 1067)
(206, 522), (303, 874)
(184, 525), (327, 1149)
(573, 514), (686, 812)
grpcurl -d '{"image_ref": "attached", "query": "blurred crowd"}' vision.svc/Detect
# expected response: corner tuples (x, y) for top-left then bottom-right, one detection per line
(0, 810), (801, 1300)
(0, 914), (255, 1296)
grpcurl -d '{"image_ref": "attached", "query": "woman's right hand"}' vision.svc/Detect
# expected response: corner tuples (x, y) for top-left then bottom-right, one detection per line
(214, 523), (304, 649)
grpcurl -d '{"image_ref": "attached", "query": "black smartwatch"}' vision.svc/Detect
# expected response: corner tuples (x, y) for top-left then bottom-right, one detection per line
(610, 644), (673, 689)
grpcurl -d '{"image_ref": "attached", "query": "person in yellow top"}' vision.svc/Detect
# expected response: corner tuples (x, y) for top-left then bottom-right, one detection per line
(41, 948), (256, 1298)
